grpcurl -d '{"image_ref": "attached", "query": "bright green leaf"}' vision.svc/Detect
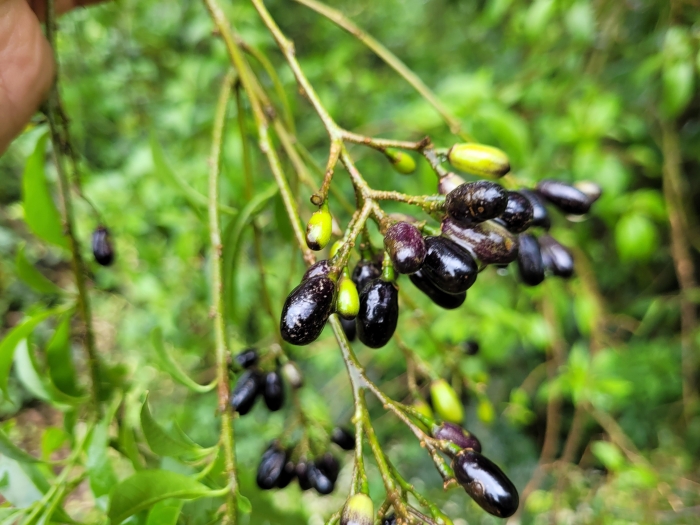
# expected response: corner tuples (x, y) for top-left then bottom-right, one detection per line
(140, 394), (206, 458)
(86, 404), (119, 509)
(15, 243), (63, 295)
(46, 314), (81, 397)
(591, 441), (625, 471)
(151, 328), (214, 394)
(662, 61), (694, 119)
(146, 499), (184, 525)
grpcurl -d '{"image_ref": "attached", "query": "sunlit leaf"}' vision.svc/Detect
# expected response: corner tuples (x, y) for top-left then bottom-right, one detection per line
(151, 328), (214, 394)
(15, 243), (63, 295)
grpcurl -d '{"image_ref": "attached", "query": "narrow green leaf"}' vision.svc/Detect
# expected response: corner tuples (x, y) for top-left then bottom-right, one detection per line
(223, 183), (279, 319)
(238, 493), (252, 514)
(0, 428), (42, 463)
(40, 427), (69, 461)
(146, 499), (184, 525)
(21, 133), (69, 249)
(140, 394), (205, 458)
(108, 470), (227, 524)
(151, 328), (214, 393)
(15, 243), (63, 295)
(0, 308), (65, 397)
(46, 314), (81, 397)
(86, 398), (119, 509)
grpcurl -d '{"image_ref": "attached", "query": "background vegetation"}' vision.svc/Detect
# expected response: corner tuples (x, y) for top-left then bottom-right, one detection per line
(0, 0), (699, 523)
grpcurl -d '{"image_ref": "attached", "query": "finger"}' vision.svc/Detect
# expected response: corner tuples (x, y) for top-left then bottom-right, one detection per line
(27, 0), (107, 20)
(0, 0), (55, 155)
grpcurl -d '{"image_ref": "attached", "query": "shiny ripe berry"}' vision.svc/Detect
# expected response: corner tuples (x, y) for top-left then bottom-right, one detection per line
(536, 180), (591, 215)
(539, 234), (574, 278)
(352, 260), (382, 294)
(438, 172), (467, 195)
(520, 190), (551, 230)
(441, 218), (518, 266)
(517, 233), (545, 286)
(357, 279), (399, 349)
(452, 449), (519, 518)
(445, 181), (508, 224)
(307, 461), (335, 495)
(383, 222), (426, 274)
(92, 226), (114, 266)
(331, 427), (355, 451)
(234, 348), (258, 369)
(280, 276), (336, 345)
(433, 422), (482, 454)
(341, 317), (356, 342)
(306, 204), (333, 251)
(430, 379), (464, 424)
(277, 456), (296, 488)
(302, 259), (331, 281)
(422, 236), (477, 294)
(295, 461), (313, 491)
(463, 339), (479, 355)
(499, 192), (534, 233)
(257, 443), (287, 489)
(409, 270), (466, 310)
(341, 493), (373, 525)
(262, 369), (285, 411)
(336, 276), (360, 320)
(230, 369), (261, 415)
(447, 143), (510, 179)
(385, 148), (416, 175)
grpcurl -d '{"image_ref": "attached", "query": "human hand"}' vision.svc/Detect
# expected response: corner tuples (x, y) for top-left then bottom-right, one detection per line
(0, 0), (103, 155)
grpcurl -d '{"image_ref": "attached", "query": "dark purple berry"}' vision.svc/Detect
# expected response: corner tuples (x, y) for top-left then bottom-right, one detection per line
(409, 269), (466, 310)
(445, 181), (508, 225)
(422, 236), (477, 294)
(263, 369), (284, 411)
(520, 190), (551, 230)
(463, 339), (479, 355)
(517, 234), (545, 286)
(302, 259), (332, 281)
(539, 234), (574, 278)
(433, 422), (482, 454)
(383, 222), (426, 274)
(536, 180), (591, 215)
(331, 427), (355, 451)
(230, 369), (261, 415)
(357, 279), (399, 349)
(92, 226), (114, 266)
(280, 276), (336, 345)
(234, 348), (258, 369)
(351, 260), (382, 294)
(441, 218), (518, 266)
(498, 192), (534, 233)
(257, 443), (287, 490)
(340, 317), (356, 342)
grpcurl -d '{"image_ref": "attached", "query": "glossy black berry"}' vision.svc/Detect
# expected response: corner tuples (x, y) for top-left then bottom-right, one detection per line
(422, 236), (477, 294)
(92, 226), (114, 266)
(520, 190), (551, 230)
(234, 348), (258, 369)
(263, 369), (285, 411)
(499, 192), (534, 233)
(433, 422), (482, 454)
(536, 180), (591, 215)
(539, 234), (574, 278)
(340, 317), (356, 342)
(409, 269), (466, 310)
(277, 456), (296, 488)
(445, 181), (508, 225)
(351, 259), (382, 294)
(331, 427), (355, 451)
(280, 276), (336, 345)
(441, 218), (518, 265)
(230, 369), (261, 415)
(383, 222), (426, 274)
(517, 233), (545, 286)
(452, 449), (519, 518)
(463, 339), (479, 355)
(295, 461), (313, 491)
(357, 279), (399, 349)
(257, 443), (287, 490)
(316, 453), (340, 483)
(302, 259), (332, 281)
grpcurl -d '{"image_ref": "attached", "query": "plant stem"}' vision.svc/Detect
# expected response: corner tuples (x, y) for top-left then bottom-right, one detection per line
(45, 0), (101, 412)
(208, 70), (239, 524)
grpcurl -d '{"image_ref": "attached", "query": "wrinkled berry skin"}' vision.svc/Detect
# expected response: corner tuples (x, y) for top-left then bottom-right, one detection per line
(409, 269), (466, 310)
(517, 234), (545, 286)
(257, 443), (287, 490)
(536, 180), (591, 215)
(452, 449), (519, 518)
(539, 234), (574, 278)
(357, 279), (399, 349)
(92, 226), (114, 266)
(422, 236), (477, 294)
(331, 427), (355, 451)
(352, 260), (382, 294)
(383, 222), (426, 274)
(302, 259), (331, 281)
(277, 456), (296, 488)
(340, 317), (356, 342)
(263, 369), (285, 411)
(281, 276), (336, 345)
(441, 218), (518, 265)
(234, 348), (258, 369)
(445, 181), (508, 225)
(521, 190), (551, 230)
(499, 192), (534, 233)
(434, 422), (482, 453)
(230, 369), (261, 415)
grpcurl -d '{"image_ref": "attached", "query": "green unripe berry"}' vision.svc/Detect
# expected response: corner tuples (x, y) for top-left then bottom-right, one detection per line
(341, 493), (373, 525)
(413, 399), (434, 420)
(306, 203), (333, 251)
(385, 148), (416, 175)
(447, 143), (510, 179)
(336, 276), (360, 320)
(430, 379), (464, 424)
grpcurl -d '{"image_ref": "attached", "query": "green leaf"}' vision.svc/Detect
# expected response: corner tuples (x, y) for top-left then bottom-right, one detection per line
(591, 441), (625, 471)
(615, 213), (658, 262)
(21, 133), (69, 249)
(40, 427), (69, 461)
(46, 314), (81, 397)
(151, 328), (214, 394)
(0, 308), (65, 397)
(86, 398), (120, 509)
(108, 470), (227, 524)
(0, 428), (42, 463)
(140, 394), (206, 459)
(146, 499), (184, 525)
(662, 61), (694, 118)
(15, 243), (63, 295)
(237, 493), (252, 514)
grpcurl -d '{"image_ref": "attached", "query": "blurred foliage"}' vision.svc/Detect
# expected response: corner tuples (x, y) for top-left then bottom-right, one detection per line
(0, 0), (699, 523)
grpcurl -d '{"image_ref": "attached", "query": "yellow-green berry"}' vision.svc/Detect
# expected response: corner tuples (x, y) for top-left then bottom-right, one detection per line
(385, 148), (416, 175)
(336, 276), (360, 320)
(430, 379), (464, 424)
(447, 143), (510, 179)
(306, 203), (333, 251)
(341, 493), (373, 525)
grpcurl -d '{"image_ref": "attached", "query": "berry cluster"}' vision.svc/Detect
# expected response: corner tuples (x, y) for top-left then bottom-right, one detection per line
(229, 348), (286, 414)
